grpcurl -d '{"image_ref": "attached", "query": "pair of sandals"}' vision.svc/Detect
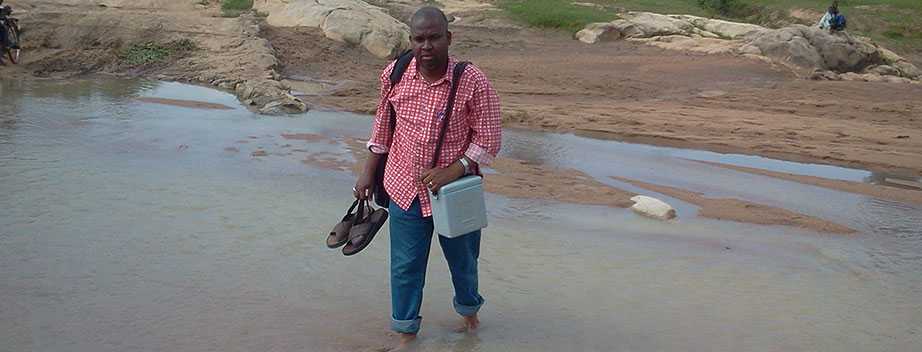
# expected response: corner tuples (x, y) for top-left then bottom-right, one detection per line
(327, 199), (388, 256)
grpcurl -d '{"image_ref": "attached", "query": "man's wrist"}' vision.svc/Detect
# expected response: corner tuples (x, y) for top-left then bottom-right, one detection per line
(450, 161), (466, 177)
(458, 157), (471, 175)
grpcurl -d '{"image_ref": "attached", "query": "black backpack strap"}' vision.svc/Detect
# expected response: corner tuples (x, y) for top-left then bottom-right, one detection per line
(431, 61), (470, 168)
(388, 49), (414, 86)
(383, 49), (414, 148)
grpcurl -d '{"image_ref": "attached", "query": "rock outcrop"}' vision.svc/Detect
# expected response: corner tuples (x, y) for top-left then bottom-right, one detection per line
(254, 0), (410, 59)
(577, 12), (921, 82)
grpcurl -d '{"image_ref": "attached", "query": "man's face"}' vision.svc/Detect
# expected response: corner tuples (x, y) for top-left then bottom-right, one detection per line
(410, 18), (451, 71)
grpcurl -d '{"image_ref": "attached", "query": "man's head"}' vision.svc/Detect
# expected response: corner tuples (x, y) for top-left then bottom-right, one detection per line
(409, 7), (452, 72)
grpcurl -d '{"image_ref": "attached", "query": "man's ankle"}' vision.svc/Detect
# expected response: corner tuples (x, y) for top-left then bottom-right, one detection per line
(398, 332), (417, 345)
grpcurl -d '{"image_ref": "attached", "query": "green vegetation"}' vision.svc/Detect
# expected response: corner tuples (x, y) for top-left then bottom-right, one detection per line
(697, 0), (746, 17)
(498, 0), (619, 33)
(497, 0), (922, 60)
(221, 0), (253, 17)
(121, 39), (198, 66)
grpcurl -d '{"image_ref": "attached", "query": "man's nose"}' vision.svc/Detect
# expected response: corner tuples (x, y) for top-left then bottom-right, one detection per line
(422, 40), (433, 50)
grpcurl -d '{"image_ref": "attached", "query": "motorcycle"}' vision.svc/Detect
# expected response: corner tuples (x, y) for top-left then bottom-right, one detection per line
(0, 0), (21, 64)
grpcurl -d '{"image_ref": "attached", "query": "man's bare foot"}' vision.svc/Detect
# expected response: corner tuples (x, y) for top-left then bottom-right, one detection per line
(455, 314), (480, 333)
(389, 332), (417, 351)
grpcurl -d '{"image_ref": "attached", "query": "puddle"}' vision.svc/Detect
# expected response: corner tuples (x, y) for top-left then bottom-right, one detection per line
(1, 78), (920, 352)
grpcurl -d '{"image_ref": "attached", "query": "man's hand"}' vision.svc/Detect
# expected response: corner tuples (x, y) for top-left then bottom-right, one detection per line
(354, 171), (375, 200)
(420, 162), (465, 194)
(355, 153), (384, 200)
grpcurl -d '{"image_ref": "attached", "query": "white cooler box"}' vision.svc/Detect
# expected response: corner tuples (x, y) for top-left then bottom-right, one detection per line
(428, 175), (488, 238)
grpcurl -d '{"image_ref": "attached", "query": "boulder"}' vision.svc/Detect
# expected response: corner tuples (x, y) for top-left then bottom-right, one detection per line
(576, 12), (922, 80)
(893, 61), (922, 80)
(885, 76), (913, 84)
(874, 47), (922, 79)
(254, 0), (410, 59)
(810, 69), (841, 81)
(234, 80), (308, 114)
(865, 65), (900, 77)
(878, 47), (906, 64)
(672, 15), (767, 39)
(575, 22), (623, 44)
(839, 72), (866, 81)
(632, 35), (740, 55)
(745, 25), (882, 73)
(618, 12), (694, 38)
(746, 27), (824, 69)
(630, 195), (677, 220)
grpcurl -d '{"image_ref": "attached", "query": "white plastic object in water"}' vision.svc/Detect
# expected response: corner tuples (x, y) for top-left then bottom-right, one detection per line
(630, 195), (677, 220)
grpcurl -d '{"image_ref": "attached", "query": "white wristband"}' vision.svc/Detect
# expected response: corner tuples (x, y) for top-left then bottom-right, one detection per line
(458, 157), (471, 175)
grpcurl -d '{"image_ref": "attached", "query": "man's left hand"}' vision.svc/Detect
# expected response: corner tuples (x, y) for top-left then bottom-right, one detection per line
(420, 163), (465, 194)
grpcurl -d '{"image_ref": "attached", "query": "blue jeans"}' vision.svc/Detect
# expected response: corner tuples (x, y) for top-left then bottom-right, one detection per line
(389, 198), (484, 334)
(0, 23), (7, 49)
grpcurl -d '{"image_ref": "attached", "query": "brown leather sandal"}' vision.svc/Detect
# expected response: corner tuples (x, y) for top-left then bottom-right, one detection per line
(342, 200), (388, 256)
(327, 199), (360, 248)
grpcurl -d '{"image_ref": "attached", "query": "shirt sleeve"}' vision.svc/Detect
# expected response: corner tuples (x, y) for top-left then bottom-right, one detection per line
(818, 13), (831, 28)
(464, 67), (502, 167)
(366, 61), (397, 154)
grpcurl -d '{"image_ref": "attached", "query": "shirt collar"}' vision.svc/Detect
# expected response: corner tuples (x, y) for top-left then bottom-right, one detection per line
(410, 56), (458, 87)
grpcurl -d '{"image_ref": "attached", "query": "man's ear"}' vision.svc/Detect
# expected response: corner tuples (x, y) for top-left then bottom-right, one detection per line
(447, 31), (453, 46)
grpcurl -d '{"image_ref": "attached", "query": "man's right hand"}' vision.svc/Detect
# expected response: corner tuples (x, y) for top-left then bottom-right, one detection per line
(354, 172), (375, 200)
(355, 152), (384, 200)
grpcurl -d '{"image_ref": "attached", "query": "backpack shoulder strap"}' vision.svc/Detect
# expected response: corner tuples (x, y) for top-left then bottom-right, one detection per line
(388, 49), (414, 86)
(431, 61), (471, 168)
(383, 50), (413, 146)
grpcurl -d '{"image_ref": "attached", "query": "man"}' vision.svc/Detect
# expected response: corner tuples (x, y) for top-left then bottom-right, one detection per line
(0, 1), (9, 65)
(353, 6), (501, 348)
(818, 2), (846, 32)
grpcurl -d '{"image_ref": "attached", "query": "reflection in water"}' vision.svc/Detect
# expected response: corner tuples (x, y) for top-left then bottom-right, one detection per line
(1, 78), (920, 352)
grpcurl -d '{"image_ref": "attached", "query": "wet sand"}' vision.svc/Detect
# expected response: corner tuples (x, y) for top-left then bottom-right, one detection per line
(136, 97), (234, 110)
(613, 177), (857, 234)
(485, 158), (635, 208)
(694, 160), (922, 205)
(285, 132), (857, 234)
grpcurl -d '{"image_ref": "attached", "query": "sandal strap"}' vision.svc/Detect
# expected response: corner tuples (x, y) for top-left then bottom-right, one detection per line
(351, 199), (367, 227)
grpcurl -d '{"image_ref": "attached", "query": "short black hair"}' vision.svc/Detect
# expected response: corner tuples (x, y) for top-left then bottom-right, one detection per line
(410, 6), (449, 33)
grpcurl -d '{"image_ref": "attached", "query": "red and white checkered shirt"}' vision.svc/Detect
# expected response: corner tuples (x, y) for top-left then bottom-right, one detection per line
(366, 56), (502, 216)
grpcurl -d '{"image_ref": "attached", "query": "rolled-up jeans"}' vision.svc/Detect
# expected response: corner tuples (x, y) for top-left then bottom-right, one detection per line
(389, 197), (484, 334)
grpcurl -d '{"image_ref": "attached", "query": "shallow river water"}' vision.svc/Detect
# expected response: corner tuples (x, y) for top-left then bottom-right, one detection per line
(1, 78), (920, 351)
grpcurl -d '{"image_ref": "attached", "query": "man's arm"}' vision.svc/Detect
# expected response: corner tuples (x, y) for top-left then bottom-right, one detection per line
(366, 61), (398, 153)
(355, 62), (397, 200)
(462, 67), (502, 174)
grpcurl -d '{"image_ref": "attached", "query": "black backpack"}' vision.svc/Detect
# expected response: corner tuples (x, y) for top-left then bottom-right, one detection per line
(373, 50), (470, 208)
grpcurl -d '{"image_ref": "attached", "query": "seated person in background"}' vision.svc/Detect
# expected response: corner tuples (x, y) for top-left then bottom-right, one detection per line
(818, 2), (847, 32)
